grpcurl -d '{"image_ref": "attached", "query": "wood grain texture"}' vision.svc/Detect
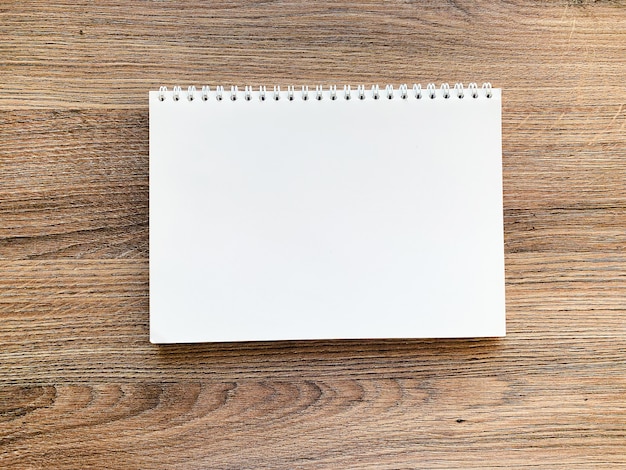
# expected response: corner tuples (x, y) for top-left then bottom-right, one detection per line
(1, 0), (625, 468)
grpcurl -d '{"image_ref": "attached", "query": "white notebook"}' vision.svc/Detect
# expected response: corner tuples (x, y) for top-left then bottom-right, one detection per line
(149, 83), (505, 343)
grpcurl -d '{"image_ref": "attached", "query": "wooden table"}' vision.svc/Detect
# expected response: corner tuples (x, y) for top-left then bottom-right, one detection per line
(1, 1), (625, 468)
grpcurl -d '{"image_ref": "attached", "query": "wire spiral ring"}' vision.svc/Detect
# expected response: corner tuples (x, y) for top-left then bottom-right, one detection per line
(156, 83), (496, 102)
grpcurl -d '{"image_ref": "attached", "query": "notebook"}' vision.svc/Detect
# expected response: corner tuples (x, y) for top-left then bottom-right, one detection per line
(149, 83), (505, 343)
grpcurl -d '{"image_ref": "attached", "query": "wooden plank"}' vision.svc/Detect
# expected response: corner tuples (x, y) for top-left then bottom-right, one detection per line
(0, 255), (624, 383)
(0, 106), (624, 259)
(0, 1), (624, 108)
(0, 377), (624, 469)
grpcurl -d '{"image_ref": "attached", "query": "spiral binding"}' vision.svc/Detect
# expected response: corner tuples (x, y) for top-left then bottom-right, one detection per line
(157, 83), (494, 102)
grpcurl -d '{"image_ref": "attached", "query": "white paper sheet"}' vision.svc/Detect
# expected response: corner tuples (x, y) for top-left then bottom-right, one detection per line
(149, 86), (505, 343)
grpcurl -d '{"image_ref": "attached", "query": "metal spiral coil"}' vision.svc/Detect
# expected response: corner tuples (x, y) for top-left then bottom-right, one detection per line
(157, 83), (494, 102)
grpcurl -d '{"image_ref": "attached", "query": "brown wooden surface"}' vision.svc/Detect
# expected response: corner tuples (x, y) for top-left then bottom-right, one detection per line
(1, 1), (625, 468)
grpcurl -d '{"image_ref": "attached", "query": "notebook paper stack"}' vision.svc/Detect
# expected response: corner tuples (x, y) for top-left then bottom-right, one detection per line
(149, 83), (505, 343)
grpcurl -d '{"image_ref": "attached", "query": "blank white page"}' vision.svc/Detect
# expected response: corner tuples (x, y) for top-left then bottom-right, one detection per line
(149, 85), (505, 343)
